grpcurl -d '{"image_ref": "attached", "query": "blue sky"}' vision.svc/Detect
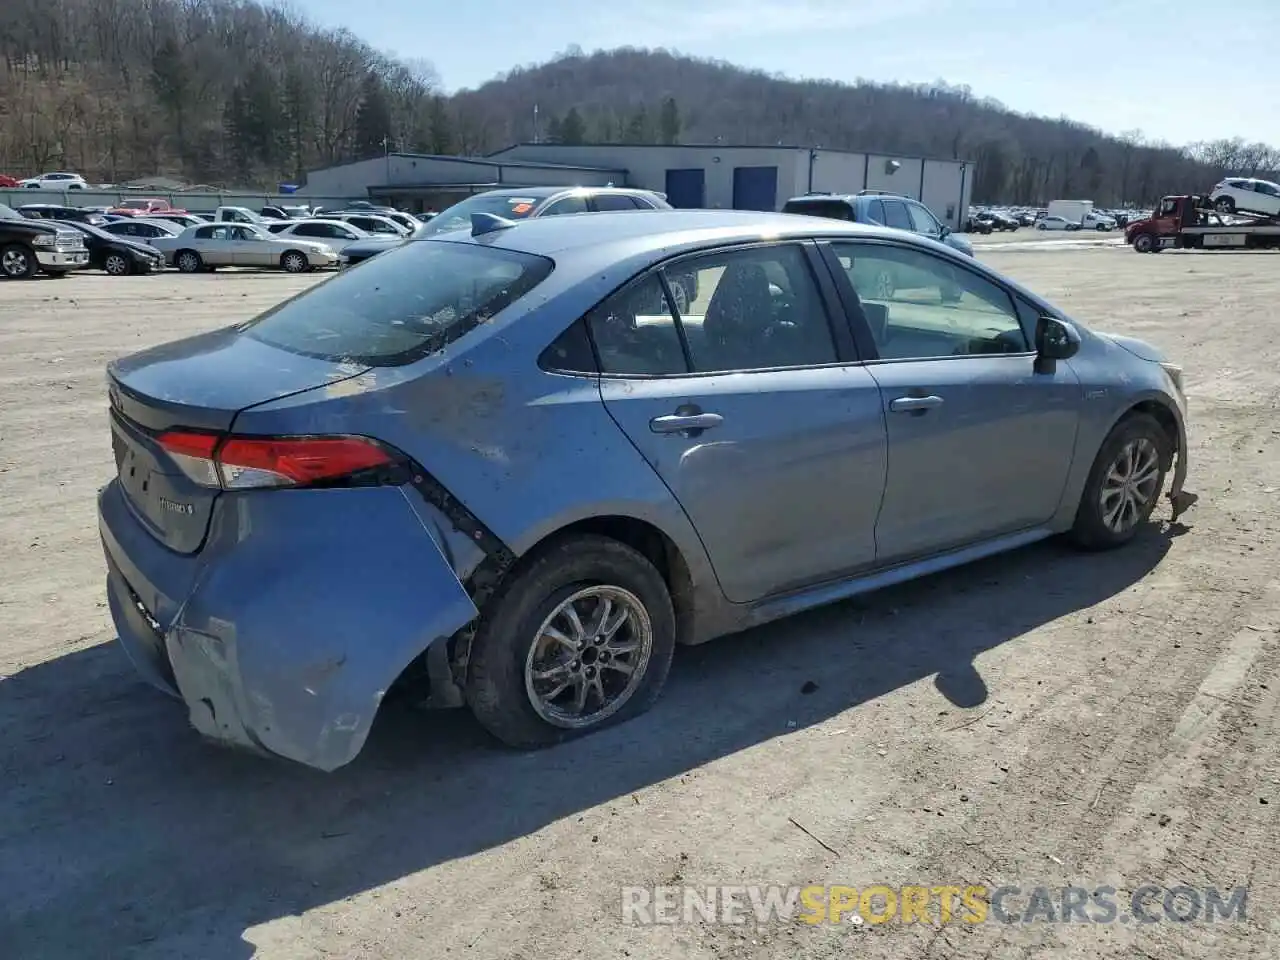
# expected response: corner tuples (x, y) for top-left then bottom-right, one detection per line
(292, 0), (1280, 146)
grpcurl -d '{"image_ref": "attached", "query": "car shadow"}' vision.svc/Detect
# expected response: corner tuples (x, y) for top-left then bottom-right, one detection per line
(0, 526), (1175, 958)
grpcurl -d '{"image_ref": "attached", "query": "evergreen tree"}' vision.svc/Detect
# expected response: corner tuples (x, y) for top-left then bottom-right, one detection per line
(560, 107), (587, 145)
(355, 71), (394, 158)
(659, 97), (681, 145)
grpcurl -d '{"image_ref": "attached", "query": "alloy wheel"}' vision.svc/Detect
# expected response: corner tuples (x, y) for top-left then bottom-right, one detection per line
(524, 585), (654, 729)
(1099, 437), (1161, 534)
(1, 248), (31, 277)
(105, 254), (129, 275)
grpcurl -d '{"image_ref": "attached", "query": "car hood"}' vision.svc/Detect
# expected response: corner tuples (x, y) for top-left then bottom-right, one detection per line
(1095, 332), (1166, 363)
(110, 237), (162, 257)
(343, 236), (408, 256)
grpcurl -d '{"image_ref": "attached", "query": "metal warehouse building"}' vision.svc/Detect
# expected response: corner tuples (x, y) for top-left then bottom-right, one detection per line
(302, 143), (974, 229)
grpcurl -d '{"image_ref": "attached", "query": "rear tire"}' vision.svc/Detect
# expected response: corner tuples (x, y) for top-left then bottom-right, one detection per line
(466, 535), (676, 749)
(0, 243), (38, 279)
(1069, 413), (1171, 550)
(1214, 196), (1235, 214)
(175, 250), (202, 273)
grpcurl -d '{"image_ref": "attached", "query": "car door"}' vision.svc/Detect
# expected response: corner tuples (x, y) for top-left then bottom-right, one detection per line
(201, 225), (238, 265)
(235, 226), (276, 266)
(593, 242), (888, 603)
(823, 239), (1081, 563)
(1253, 181), (1280, 216)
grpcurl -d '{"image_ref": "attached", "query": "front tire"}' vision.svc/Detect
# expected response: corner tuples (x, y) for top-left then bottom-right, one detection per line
(1214, 196), (1235, 214)
(1070, 413), (1171, 550)
(104, 252), (131, 276)
(175, 250), (203, 273)
(1132, 233), (1156, 253)
(466, 535), (676, 748)
(280, 250), (309, 273)
(0, 243), (38, 279)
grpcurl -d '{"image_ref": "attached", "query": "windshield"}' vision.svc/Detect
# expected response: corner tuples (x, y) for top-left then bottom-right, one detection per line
(420, 194), (544, 236)
(240, 240), (554, 365)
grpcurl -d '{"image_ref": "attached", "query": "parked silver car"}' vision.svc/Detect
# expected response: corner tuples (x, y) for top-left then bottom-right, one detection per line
(99, 210), (1192, 771)
(149, 222), (339, 272)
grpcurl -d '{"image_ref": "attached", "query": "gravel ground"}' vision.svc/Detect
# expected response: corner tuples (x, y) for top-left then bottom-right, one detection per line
(1, 249), (1276, 960)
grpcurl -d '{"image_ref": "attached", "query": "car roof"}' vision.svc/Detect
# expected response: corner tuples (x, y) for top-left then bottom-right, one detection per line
(429, 208), (912, 257)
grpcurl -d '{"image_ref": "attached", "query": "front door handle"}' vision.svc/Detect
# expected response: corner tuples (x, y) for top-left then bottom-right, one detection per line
(889, 395), (944, 413)
(650, 412), (724, 434)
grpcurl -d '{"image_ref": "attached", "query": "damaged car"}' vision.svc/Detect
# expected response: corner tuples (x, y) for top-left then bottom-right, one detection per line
(98, 209), (1193, 771)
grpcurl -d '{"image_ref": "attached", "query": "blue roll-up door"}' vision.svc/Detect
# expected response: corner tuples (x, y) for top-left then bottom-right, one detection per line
(664, 168), (706, 208)
(732, 166), (778, 211)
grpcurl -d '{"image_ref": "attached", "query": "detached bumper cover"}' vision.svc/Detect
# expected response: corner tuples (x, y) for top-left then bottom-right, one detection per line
(100, 484), (479, 771)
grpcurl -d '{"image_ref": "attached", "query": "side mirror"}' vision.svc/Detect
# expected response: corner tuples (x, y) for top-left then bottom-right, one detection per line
(1034, 315), (1080, 373)
(939, 225), (951, 238)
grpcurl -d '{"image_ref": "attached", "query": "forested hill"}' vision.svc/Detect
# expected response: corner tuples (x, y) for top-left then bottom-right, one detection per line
(2, 0), (1276, 205)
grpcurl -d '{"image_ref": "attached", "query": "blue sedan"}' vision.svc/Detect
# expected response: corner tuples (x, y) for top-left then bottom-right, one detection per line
(98, 210), (1193, 771)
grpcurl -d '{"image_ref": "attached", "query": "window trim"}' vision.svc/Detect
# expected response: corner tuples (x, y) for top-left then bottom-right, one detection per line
(580, 240), (858, 380)
(815, 238), (1036, 364)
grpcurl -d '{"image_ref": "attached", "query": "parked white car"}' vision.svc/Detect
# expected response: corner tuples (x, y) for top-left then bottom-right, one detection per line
(20, 172), (88, 190)
(328, 212), (411, 237)
(149, 223), (338, 273)
(1209, 177), (1280, 217)
(1035, 216), (1080, 232)
(266, 218), (372, 252)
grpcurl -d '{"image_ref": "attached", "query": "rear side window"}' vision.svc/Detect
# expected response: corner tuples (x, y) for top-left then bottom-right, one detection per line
(782, 200), (854, 221)
(593, 194), (641, 211)
(241, 241), (554, 366)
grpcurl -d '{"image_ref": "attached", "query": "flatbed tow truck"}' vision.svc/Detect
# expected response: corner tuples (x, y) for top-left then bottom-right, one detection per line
(1126, 194), (1280, 252)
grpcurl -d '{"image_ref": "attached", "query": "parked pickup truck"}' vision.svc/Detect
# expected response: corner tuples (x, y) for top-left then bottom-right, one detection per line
(0, 203), (89, 278)
(109, 197), (186, 217)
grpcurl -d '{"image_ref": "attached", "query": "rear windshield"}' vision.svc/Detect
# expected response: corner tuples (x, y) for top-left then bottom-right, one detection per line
(240, 240), (554, 366)
(420, 194), (545, 236)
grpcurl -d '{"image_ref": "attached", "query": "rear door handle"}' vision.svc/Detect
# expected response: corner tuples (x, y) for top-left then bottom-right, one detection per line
(889, 395), (944, 413)
(650, 412), (724, 434)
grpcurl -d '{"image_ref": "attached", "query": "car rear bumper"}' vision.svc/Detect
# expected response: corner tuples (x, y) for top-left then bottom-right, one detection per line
(99, 480), (480, 771)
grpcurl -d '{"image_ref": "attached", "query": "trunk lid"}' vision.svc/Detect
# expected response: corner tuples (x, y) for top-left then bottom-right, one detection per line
(107, 327), (369, 554)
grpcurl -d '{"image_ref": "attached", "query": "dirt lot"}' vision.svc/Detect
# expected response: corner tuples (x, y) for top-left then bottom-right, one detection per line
(1, 250), (1277, 960)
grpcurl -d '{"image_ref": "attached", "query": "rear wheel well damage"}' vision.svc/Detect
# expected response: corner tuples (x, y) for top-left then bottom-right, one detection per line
(394, 515), (697, 709)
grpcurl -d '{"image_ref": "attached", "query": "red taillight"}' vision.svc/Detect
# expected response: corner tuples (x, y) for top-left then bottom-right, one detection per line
(157, 431), (394, 490)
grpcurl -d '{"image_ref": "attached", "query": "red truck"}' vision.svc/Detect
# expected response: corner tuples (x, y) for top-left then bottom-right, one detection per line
(1126, 195), (1280, 252)
(107, 197), (187, 217)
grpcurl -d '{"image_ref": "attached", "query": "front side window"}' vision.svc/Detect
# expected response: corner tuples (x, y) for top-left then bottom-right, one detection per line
(831, 241), (1028, 360)
(906, 202), (941, 236)
(241, 242), (554, 366)
(881, 200), (913, 231)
